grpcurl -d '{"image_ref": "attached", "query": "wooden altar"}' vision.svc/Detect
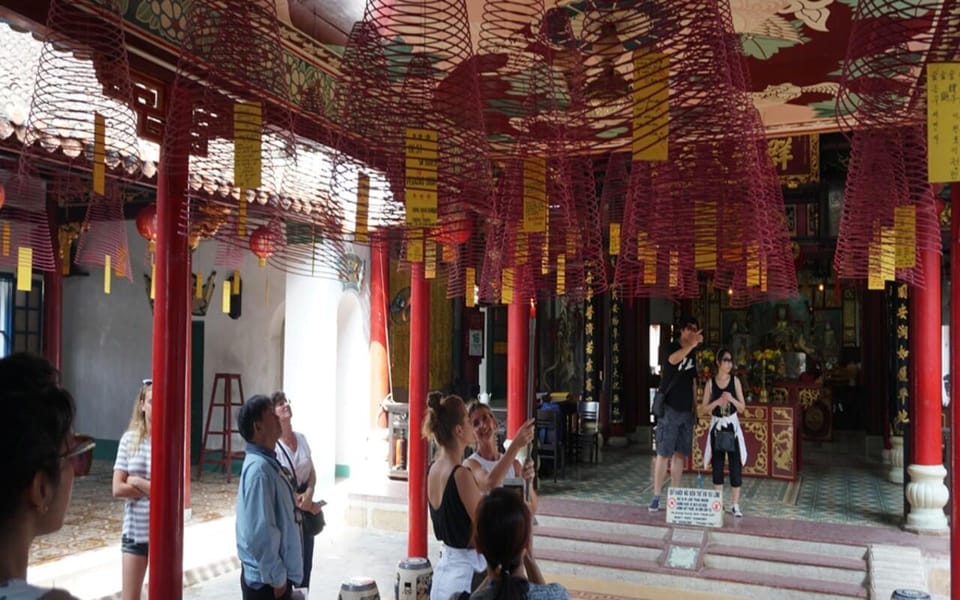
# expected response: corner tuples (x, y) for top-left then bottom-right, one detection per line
(771, 381), (831, 441)
(687, 403), (801, 481)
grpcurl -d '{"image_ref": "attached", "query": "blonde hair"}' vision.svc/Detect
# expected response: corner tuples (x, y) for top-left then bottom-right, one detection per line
(126, 382), (151, 453)
(422, 392), (466, 448)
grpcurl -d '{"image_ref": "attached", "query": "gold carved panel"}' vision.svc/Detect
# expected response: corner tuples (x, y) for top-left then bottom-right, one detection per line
(771, 387), (789, 404)
(772, 406), (794, 423)
(772, 421), (795, 479)
(741, 420), (768, 476)
(740, 405), (766, 421)
(798, 387), (821, 410)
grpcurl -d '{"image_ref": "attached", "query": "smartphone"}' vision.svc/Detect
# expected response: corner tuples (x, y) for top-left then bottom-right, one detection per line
(317, 499), (328, 507)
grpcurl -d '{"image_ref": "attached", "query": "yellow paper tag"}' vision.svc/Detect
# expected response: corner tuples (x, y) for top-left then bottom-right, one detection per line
(115, 247), (127, 278)
(356, 173), (370, 242)
(238, 193), (247, 238)
(1, 221), (8, 256)
(556, 254), (566, 296)
(150, 264), (156, 299)
(881, 226), (896, 282)
(926, 63), (960, 183)
(222, 282), (231, 313)
(103, 254), (112, 294)
(609, 223), (621, 256)
(541, 229), (550, 275)
(232, 270), (241, 295)
(516, 233), (528, 265)
(465, 267), (476, 308)
(501, 268), (514, 305)
(195, 271), (203, 298)
(424, 240), (436, 279)
(632, 49), (669, 161)
(406, 236), (424, 262)
(523, 157), (547, 233)
(894, 205), (916, 268)
(746, 242), (760, 287)
(694, 200), (717, 271)
(17, 247), (32, 291)
(668, 249), (679, 288)
(405, 128), (439, 227)
(868, 220), (883, 290)
(637, 231), (657, 284)
(93, 113), (106, 195)
(234, 102), (263, 189)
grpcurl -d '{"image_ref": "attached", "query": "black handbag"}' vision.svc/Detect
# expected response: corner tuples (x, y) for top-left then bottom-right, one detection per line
(300, 507), (325, 536)
(714, 429), (737, 453)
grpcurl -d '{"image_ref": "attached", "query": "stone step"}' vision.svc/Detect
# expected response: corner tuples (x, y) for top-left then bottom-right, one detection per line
(707, 529), (867, 560)
(538, 558), (866, 599)
(707, 543), (867, 572)
(704, 552), (867, 587)
(534, 524), (666, 550)
(533, 534), (663, 562)
(534, 514), (668, 539)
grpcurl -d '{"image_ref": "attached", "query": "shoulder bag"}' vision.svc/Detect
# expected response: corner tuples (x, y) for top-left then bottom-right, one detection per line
(277, 443), (325, 536)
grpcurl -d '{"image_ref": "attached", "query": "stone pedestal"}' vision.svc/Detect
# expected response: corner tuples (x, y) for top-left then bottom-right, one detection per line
(904, 463), (949, 533)
(888, 436), (904, 484)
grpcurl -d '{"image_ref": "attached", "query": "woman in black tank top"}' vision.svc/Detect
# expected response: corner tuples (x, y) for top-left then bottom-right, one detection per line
(698, 348), (747, 517)
(424, 393), (485, 599)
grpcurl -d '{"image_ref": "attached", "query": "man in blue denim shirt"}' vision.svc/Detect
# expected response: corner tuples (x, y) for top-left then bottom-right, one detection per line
(236, 395), (303, 599)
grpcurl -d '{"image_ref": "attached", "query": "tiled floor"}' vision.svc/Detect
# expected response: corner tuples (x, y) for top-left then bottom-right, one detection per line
(537, 432), (903, 526)
(32, 431), (903, 568)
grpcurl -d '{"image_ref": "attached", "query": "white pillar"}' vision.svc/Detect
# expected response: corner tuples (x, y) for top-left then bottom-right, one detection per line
(904, 464), (949, 533)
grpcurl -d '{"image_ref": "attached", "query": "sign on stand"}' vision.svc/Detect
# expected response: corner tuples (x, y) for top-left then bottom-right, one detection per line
(665, 487), (723, 528)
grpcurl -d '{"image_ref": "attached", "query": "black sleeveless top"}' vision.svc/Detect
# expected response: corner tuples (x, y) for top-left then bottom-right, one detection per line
(429, 465), (472, 548)
(710, 375), (738, 422)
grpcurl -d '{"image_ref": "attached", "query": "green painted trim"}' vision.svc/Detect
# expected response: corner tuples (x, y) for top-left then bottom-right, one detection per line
(334, 464), (350, 478)
(94, 438), (119, 461)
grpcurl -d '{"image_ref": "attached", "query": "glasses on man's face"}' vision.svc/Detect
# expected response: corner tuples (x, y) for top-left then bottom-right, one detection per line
(61, 436), (96, 471)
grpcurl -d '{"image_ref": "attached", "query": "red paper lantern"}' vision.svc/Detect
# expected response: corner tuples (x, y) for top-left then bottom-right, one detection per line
(249, 225), (278, 267)
(136, 204), (157, 253)
(0, 182), (5, 210)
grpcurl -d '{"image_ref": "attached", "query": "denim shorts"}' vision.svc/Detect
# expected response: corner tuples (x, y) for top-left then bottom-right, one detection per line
(655, 405), (693, 457)
(121, 534), (149, 556)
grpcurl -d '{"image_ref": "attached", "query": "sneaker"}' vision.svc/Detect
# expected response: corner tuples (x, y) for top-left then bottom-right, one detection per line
(648, 496), (660, 512)
(730, 504), (743, 518)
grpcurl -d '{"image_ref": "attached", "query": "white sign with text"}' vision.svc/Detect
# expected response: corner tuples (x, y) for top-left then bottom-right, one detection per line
(665, 487), (724, 528)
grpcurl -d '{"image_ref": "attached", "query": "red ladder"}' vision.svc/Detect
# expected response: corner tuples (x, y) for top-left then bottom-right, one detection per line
(197, 373), (245, 482)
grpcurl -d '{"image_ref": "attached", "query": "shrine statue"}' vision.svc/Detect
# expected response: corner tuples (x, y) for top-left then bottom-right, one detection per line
(823, 322), (839, 368)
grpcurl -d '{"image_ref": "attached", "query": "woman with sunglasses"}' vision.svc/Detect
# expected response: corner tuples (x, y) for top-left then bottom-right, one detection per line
(112, 379), (153, 600)
(0, 352), (87, 600)
(699, 348), (748, 518)
(272, 392), (322, 596)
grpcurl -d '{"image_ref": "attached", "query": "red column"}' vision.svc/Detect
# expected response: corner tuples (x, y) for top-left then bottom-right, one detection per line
(43, 198), (62, 370)
(407, 262), (429, 557)
(370, 235), (390, 428)
(951, 183), (960, 585)
(914, 245), (942, 466)
(507, 301), (528, 437)
(183, 254), (192, 514)
(149, 101), (191, 600)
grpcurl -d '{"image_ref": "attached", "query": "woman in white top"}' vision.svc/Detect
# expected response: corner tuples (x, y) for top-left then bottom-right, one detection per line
(112, 379), (153, 600)
(464, 403), (537, 513)
(0, 353), (87, 600)
(272, 392), (322, 593)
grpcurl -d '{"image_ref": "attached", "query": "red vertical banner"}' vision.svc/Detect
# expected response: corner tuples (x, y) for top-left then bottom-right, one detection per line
(370, 235), (390, 428)
(407, 262), (429, 557)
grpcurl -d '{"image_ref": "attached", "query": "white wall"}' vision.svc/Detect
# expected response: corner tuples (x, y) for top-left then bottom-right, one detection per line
(282, 266), (342, 493)
(58, 220), (285, 442)
(335, 290), (369, 471)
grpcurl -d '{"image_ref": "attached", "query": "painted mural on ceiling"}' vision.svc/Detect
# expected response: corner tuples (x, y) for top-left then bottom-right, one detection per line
(280, 0), (863, 136)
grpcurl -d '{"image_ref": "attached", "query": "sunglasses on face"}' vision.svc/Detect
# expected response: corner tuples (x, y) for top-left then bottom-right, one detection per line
(61, 436), (96, 471)
(720, 357), (733, 363)
(142, 378), (153, 386)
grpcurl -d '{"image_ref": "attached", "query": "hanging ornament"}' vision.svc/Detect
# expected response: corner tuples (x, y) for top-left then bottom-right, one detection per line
(249, 225), (278, 267)
(432, 215), (471, 245)
(136, 203), (158, 254)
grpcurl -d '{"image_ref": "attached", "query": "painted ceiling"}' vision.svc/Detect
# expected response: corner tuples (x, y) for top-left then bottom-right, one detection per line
(280, 0), (862, 137)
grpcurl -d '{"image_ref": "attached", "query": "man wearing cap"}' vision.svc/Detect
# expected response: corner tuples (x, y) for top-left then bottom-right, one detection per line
(649, 316), (703, 512)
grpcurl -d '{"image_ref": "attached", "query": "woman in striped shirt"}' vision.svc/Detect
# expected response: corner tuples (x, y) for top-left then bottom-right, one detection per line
(112, 379), (153, 600)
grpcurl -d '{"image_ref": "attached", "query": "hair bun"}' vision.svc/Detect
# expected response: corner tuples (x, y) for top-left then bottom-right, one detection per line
(427, 391), (443, 410)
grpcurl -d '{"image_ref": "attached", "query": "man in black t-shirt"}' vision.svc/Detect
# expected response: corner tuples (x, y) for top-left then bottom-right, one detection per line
(649, 315), (702, 512)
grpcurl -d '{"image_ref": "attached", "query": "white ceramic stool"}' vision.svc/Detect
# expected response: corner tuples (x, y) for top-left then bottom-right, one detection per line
(339, 576), (380, 600)
(395, 557), (432, 599)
